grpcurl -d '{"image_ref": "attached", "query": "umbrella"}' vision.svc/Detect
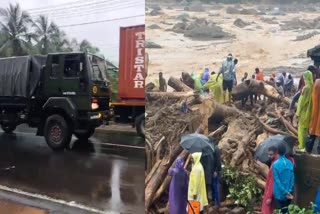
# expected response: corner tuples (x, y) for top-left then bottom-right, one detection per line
(180, 133), (215, 156)
(254, 134), (296, 164)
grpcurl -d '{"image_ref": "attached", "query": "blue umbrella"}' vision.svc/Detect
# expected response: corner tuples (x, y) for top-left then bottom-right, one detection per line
(180, 133), (215, 155)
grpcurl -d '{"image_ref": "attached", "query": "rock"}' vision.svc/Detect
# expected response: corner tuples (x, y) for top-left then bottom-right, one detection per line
(194, 18), (208, 26)
(233, 18), (250, 28)
(148, 24), (161, 30)
(176, 13), (190, 22)
(219, 207), (231, 213)
(184, 24), (229, 40)
(240, 8), (259, 15)
(184, 2), (205, 12)
(172, 22), (187, 33)
(261, 17), (278, 25)
(146, 42), (162, 49)
(226, 6), (240, 14)
(149, 9), (163, 16)
(150, 4), (161, 11)
(231, 207), (245, 214)
(208, 12), (220, 17)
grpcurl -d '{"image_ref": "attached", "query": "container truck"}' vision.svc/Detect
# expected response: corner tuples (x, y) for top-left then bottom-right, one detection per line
(0, 53), (110, 150)
(110, 25), (145, 137)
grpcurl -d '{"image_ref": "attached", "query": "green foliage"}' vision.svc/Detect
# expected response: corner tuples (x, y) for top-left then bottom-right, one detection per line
(222, 164), (262, 212)
(275, 203), (319, 214)
(0, 3), (102, 57)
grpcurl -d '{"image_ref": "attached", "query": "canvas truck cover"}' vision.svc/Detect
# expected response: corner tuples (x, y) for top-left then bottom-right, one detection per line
(0, 55), (46, 97)
(118, 25), (145, 100)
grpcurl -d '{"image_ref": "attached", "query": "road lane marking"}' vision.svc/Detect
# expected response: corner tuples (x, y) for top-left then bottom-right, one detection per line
(0, 185), (119, 214)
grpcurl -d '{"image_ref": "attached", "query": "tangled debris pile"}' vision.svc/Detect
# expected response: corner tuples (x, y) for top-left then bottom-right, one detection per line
(145, 76), (297, 214)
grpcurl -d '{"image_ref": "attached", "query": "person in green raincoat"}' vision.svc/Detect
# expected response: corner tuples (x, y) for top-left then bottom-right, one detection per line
(203, 72), (224, 103)
(191, 72), (204, 95)
(296, 68), (314, 150)
(188, 152), (208, 213)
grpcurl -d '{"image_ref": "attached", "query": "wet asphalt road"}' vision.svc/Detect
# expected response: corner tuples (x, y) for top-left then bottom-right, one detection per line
(0, 125), (145, 214)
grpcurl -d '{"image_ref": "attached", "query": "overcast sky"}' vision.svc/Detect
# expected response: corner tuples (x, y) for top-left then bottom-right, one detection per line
(1, 0), (145, 64)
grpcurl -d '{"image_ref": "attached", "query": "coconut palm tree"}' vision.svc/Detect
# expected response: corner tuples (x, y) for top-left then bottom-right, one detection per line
(47, 27), (71, 52)
(33, 15), (58, 54)
(0, 3), (34, 56)
(79, 39), (100, 54)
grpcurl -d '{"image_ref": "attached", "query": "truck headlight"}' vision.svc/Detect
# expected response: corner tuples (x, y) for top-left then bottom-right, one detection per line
(91, 102), (99, 110)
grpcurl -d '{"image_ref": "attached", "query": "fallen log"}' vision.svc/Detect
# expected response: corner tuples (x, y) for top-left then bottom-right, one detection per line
(253, 160), (269, 179)
(168, 77), (193, 92)
(256, 116), (288, 136)
(146, 91), (194, 101)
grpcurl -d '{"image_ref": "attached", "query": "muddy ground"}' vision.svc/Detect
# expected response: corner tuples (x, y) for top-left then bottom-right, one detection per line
(146, 1), (320, 85)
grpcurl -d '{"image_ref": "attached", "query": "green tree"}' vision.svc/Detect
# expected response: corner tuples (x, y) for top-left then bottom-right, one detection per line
(51, 28), (72, 52)
(33, 15), (58, 54)
(79, 39), (100, 54)
(0, 3), (34, 56)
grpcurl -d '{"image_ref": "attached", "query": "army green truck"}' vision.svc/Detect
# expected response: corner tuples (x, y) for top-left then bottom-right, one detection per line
(0, 52), (111, 151)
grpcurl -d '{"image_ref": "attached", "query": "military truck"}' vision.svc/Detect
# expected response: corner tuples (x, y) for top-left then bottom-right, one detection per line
(0, 52), (110, 151)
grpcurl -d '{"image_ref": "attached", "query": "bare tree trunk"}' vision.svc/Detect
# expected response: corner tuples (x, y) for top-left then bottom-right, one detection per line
(168, 77), (193, 92)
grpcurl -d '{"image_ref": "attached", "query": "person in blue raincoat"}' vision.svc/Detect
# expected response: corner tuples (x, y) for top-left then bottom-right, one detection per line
(272, 143), (294, 214)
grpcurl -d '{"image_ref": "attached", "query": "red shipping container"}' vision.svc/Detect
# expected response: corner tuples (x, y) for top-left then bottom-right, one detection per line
(118, 25), (145, 100)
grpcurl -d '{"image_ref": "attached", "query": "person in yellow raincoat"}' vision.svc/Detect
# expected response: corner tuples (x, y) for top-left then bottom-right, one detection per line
(203, 73), (224, 103)
(188, 152), (208, 213)
(296, 70), (314, 150)
(202, 72), (230, 103)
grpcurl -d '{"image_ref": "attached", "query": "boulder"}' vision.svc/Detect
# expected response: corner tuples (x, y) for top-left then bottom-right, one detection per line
(146, 42), (162, 49)
(172, 22), (187, 33)
(184, 2), (205, 12)
(148, 24), (161, 29)
(226, 7), (240, 14)
(233, 18), (250, 28)
(240, 8), (259, 15)
(176, 13), (190, 22)
(150, 9), (163, 16)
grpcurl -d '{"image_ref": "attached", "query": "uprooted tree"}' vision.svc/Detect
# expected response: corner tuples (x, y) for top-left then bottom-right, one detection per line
(145, 76), (297, 213)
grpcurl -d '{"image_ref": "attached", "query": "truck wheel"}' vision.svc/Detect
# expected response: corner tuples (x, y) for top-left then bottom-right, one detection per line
(74, 128), (95, 140)
(135, 114), (145, 138)
(44, 114), (72, 151)
(1, 124), (16, 134)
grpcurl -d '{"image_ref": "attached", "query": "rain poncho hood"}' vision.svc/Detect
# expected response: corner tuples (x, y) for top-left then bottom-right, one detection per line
(191, 72), (204, 95)
(297, 70), (313, 127)
(188, 152), (208, 211)
(297, 70), (313, 149)
(309, 79), (320, 136)
(168, 157), (188, 214)
(201, 68), (210, 85)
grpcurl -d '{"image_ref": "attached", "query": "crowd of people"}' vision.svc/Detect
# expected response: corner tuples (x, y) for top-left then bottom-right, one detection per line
(168, 137), (221, 214)
(160, 54), (320, 214)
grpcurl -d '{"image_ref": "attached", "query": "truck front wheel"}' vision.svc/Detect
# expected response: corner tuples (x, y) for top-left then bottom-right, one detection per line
(74, 128), (95, 140)
(1, 124), (16, 134)
(135, 114), (145, 138)
(44, 114), (72, 151)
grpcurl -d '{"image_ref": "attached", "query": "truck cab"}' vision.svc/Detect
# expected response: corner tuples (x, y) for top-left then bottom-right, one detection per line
(0, 52), (111, 151)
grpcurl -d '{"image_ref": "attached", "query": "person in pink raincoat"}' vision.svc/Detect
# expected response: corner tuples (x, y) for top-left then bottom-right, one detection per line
(261, 146), (278, 214)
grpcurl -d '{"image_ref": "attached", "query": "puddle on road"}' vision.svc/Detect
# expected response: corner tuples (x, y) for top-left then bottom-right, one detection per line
(0, 131), (145, 213)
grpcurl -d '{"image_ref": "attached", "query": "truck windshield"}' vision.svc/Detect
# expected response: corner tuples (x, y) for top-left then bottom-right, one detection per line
(89, 55), (107, 81)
